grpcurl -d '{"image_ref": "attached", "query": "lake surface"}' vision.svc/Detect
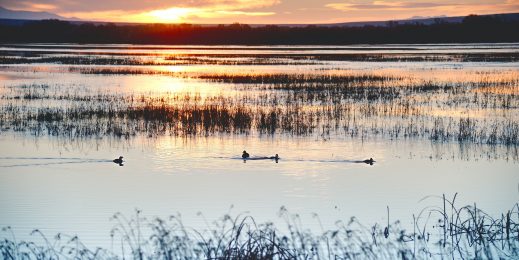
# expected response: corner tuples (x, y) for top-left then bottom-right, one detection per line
(0, 43), (518, 249)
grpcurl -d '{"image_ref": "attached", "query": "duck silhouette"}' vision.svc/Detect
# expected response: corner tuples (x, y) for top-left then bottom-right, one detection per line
(270, 154), (280, 163)
(242, 150), (250, 159)
(113, 156), (124, 166)
(363, 158), (375, 165)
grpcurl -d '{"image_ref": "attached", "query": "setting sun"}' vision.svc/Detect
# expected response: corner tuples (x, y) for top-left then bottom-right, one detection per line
(147, 7), (195, 23)
(3, 0), (519, 23)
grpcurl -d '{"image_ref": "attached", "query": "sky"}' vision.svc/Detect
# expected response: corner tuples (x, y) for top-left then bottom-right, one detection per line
(2, 0), (519, 24)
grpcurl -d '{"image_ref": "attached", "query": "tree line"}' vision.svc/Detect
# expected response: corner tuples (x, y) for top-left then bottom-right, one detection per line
(1, 14), (518, 44)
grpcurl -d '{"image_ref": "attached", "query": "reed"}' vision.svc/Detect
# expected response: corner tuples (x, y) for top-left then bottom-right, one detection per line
(1, 47), (518, 151)
(1, 195), (518, 259)
(3, 51), (519, 66)
(1, 72), (518, 147)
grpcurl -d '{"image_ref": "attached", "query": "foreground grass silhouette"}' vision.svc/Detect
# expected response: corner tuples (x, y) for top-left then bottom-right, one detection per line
(1, 194), (518, 259)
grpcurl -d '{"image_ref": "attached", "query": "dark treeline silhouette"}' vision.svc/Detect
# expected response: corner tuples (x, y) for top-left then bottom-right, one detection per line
(1, 15), (519, 44)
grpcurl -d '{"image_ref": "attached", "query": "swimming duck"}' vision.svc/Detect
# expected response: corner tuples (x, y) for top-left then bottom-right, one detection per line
(363, 158), (374, 165)
(113, 156), (124, 164)
(270, 154), (280, 163)
(242, 151), (250, 159)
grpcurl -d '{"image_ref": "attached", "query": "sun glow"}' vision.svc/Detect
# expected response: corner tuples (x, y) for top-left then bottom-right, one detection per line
(147, 7), (195, 23)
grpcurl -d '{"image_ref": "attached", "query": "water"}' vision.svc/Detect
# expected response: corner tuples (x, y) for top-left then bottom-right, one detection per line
(0, 43), (518, 249)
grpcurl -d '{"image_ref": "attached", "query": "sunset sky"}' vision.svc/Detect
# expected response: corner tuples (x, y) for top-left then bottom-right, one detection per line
(2, 0), (519, 24)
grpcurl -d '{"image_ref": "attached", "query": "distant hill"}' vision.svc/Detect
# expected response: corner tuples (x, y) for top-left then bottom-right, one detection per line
(326, 12), (519, 27)
(248, 12), (519, 27)
(0, 6), (77, 21)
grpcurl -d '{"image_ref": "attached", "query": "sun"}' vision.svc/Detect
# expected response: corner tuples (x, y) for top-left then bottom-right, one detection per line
(147, 7), (195, 23)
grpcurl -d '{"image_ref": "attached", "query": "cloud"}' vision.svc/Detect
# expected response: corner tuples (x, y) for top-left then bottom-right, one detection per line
(176, 0), (280, 9)
(1, 0), (280, 22)
(2, 0), (518, 23)
(324, 0), (517, 11)
(2, 0), (280, 12)
(326, 1), (460, 11)
(27, 3), (58, 10)
(323, 0), (519, 23)
(1, 0), (281, 22)
(213, 10), (276, 16)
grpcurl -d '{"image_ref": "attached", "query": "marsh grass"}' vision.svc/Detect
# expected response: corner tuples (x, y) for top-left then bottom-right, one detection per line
(1, 195), (518, 259)
(3, 51), (519, 66)
(0, 55), (321, 66)
(0, 55), (165, 65)
(1, 45), (518, 148)
(1, 68), (518, 147)
(167, 52), (519, 62)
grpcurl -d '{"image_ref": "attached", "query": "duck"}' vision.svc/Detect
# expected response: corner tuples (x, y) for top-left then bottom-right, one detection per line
(242, 151), (250, 159)
(363, 158), (374, 165)
(270, 154), (279, 160)
(113, 156), (124, 164)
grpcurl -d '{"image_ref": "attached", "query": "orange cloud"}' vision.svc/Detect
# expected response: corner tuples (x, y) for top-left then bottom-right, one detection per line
(27, 3), (57, 10)
(2, 0), (518, 24)
(325, 0), (519, 21)
(50, 0), (280, 22)
(327, 0), (519, 12)
(6, 1), (59, 11)
(188, 0), (281, 10)
(327, 1), (462, 11)
(61, 2), (279, 23)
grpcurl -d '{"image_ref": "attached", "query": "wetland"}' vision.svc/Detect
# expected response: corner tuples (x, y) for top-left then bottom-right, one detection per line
(0, 43), (518, 259)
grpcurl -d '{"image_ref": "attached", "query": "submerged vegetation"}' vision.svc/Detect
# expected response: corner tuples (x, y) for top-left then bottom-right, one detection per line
(1, 195), (518, 259)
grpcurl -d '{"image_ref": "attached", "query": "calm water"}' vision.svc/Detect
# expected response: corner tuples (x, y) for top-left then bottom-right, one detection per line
(0, 43), (518, 248)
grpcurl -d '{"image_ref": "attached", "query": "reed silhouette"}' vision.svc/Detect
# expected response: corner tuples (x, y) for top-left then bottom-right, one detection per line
(1, 194), (517, 259)
(1, 70), (517, 147)
(2, 52), (518, 66)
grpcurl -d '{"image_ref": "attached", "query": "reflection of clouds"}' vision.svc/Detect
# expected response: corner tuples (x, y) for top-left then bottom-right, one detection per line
(152, 137), (178, 172)
(1, 132), (517, 248)
(146, 135), (388, 201)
